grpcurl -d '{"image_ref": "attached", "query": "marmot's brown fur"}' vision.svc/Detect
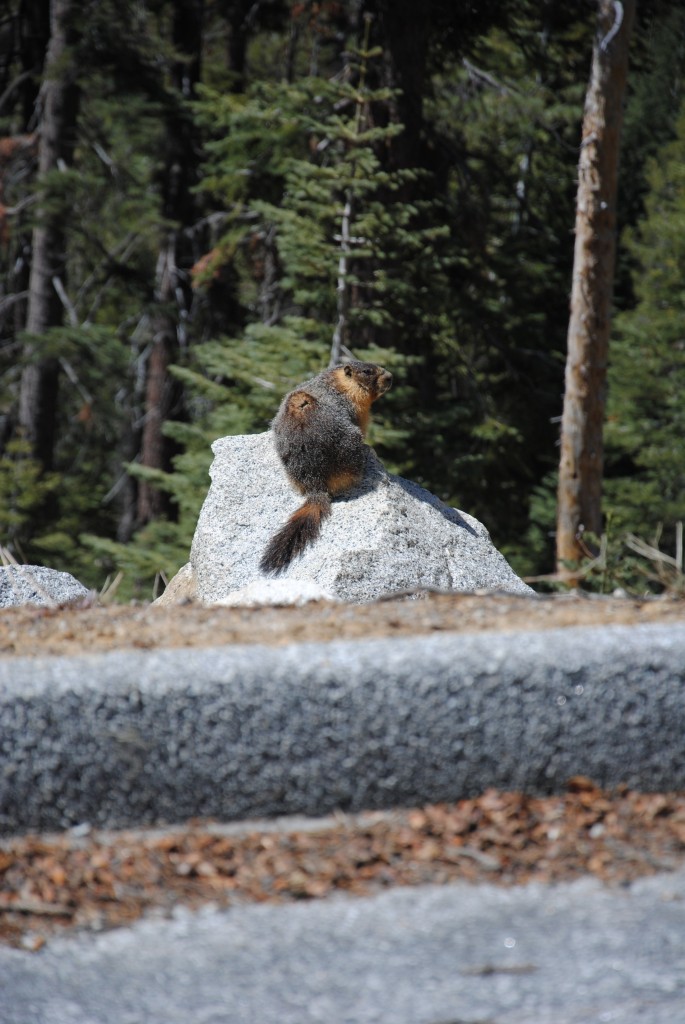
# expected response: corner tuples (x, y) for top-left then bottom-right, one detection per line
(260, 361), (392, 574)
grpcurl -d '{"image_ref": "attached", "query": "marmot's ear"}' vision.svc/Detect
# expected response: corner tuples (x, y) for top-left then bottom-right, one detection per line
(344, 364), (353, 377)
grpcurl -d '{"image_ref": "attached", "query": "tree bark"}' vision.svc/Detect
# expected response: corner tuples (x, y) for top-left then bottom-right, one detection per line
(18, 0), (79, 471)
(18, 0), (52, 126)
(135, 0), (202, 527)
(136, 242), (182, 525)
(556, 0), (635, 573)
(367, 0), (429, 175)
(219, 0), (254, 93)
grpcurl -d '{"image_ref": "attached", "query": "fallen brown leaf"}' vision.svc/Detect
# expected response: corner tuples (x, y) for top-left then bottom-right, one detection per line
(2, 782), (684, 950)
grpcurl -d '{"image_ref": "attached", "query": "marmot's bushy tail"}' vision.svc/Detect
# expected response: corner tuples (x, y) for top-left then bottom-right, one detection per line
(260, 492), (332, 574)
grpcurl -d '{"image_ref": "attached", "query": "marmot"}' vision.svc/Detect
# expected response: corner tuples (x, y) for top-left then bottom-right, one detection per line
(260, 360), (392, 574)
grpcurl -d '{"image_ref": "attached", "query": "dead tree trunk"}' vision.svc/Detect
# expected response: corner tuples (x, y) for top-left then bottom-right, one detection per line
(136, 241), (181, 525)
(18, 0), (79, 471)
(556, 0), (635, 573)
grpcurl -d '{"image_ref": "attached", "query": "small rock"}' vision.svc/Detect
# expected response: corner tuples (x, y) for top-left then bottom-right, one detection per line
(0, 565), (89, 609)
(154, 562), (198, 606)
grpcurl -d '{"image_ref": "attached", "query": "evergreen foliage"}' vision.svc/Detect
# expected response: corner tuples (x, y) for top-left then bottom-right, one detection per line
(0, 0), (194, 588)
(616, 1), (685, 302)
(605, 101), (685, 554)
(523, 3), (685, 583)
(422, 10), (589, 568)
(0, 1), (683, 597)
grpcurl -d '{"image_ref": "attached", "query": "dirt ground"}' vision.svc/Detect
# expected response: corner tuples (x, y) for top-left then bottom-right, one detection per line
(1, 589), (684, 658)
(1, 591), (684, 950)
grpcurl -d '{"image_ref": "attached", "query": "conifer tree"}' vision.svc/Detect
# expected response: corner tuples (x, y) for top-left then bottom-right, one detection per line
(605, 100), (685, 548)
(419, 5), (594, 557)
(191, 14), (439, 426)
(0, 0), (196, 577)
(1, 0), (682, 598)
(135, 0), (203, 530)
(19, 0), (80, 476)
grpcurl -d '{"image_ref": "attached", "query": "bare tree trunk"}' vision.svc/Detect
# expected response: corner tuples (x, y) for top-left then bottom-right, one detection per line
(136, 241), (181, 524)
(370, 0), (429, 176)
(18, 0), (79, 471)
(329, 13), (371, 368)
(556, 0), (635, 573)
(219, 0), (255, 93)
(329, 193), (352, 367)
(135, 0), (201, 527)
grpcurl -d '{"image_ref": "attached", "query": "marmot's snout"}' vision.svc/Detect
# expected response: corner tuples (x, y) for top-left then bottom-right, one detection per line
(376, 368), (393, 394)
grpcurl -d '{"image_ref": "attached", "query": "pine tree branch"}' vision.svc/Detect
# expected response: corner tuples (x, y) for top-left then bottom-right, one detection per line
(0, 71), (34, 116)
(52, 275), (78, 326)
(0, 291), (28, 314)
(462, 58), (517, 97)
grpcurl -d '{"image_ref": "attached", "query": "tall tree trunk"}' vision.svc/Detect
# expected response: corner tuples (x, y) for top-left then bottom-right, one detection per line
(556, 0), (635, 573)
(219, 0), (254, 93)
(135, 0), (202, 527)
(367, 0), (429, 175)
(18, 0), (52, 127)
(18, 0), (79, 471)
(136, 241), (182, 525)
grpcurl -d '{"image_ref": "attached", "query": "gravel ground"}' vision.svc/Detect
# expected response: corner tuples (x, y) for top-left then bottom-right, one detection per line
(0, 591), (684, 658)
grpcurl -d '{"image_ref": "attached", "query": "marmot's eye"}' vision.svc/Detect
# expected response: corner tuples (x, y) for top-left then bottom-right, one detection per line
(344, 365), (353, 376)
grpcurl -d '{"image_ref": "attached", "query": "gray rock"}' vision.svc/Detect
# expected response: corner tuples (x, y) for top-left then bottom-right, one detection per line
(191, 433), (531, 603)
(217, 579), (336, 606)
(0, 565), (89, 608)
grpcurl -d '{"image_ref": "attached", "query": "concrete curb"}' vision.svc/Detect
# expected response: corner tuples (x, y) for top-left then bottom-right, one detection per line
(1, 622), (684, 835)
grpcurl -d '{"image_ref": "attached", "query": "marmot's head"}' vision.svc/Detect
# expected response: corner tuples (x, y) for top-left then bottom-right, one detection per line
(341, 361), (392, 399)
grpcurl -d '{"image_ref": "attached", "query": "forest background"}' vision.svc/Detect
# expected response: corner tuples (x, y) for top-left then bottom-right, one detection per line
(0, 0), (683, 600)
